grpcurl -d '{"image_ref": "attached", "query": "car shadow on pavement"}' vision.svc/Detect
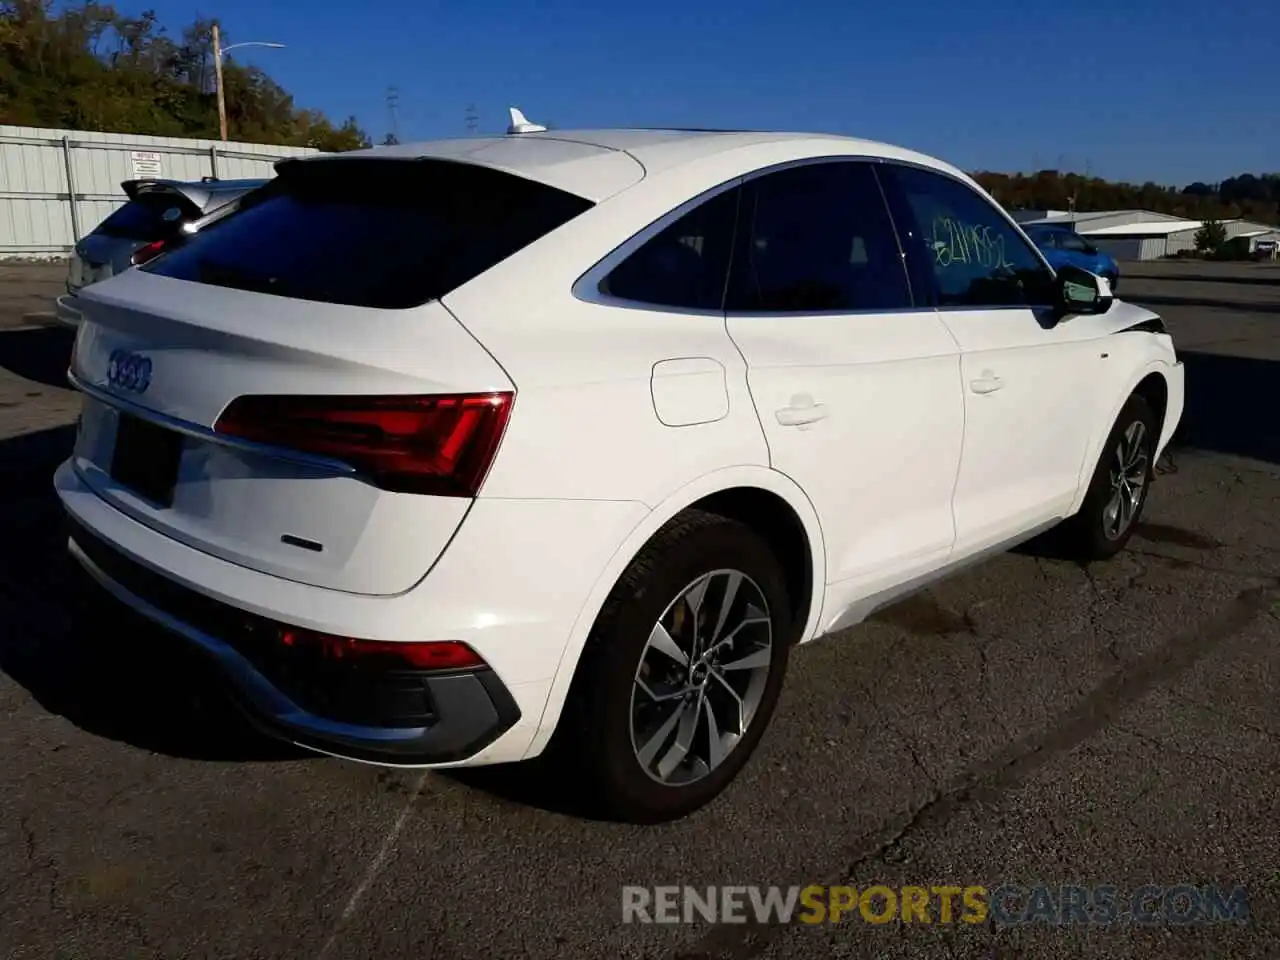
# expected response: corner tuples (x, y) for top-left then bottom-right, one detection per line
(1130, 294), (1280, 315)
(0, 425), (302, 763)
(444, 756), (609, 820)
(1141, 272), (1280, 287)
(1174, 350), (1279, 465)
(0, 325), (76, 389)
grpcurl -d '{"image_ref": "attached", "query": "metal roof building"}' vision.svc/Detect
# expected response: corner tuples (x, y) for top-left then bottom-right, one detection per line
(1016, 209), (1280, 261)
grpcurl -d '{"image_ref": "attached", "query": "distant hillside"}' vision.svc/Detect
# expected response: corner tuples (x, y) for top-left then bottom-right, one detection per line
(974, 170), (1280, 225)
(0, 1), (369, 151)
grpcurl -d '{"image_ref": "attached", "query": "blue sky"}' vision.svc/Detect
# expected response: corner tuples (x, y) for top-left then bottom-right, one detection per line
(135, 0), (1275, 185)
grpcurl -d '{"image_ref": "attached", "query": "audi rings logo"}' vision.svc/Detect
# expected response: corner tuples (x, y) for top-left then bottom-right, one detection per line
(106, 349), (153, 394)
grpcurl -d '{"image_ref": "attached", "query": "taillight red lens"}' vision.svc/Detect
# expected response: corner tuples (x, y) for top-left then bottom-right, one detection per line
(131, 239), (168, 265)
(278, 630), (486, 672)
(213, 392), (513, 497)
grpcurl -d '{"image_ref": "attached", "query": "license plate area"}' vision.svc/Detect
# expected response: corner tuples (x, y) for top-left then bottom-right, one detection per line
(109, 413), (184, 507)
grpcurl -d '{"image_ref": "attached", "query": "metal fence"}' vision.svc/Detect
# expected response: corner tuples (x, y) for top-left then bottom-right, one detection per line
(0, 125), (320, 257)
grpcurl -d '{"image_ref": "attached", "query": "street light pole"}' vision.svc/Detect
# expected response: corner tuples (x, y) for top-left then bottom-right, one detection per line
(210, 25), (285, 143)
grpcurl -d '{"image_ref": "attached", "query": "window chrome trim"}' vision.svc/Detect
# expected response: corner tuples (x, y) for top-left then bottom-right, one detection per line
(722, 157), (923, 319)
(573, 151), (1059, 318)
(572, 153), (920, 314)
(874, 156), (1061, 314)
(571, 174), (746, 316)
(874, 156), (1059, 278)
(724, 305), (940, 319)
(67, 368), (358, 475)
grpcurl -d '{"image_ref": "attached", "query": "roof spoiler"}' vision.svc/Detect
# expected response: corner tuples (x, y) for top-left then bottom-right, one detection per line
(120, 178), (188, 201)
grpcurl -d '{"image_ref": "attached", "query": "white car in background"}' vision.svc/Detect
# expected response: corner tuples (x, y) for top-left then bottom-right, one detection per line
(56, 177), (266, 327)
(55, 121), (1183, 823)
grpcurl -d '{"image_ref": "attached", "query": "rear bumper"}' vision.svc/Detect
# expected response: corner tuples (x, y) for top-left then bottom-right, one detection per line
(66, 513), (522, 765)
(54, 458), (650, 766)
(55, 294), (84, 328)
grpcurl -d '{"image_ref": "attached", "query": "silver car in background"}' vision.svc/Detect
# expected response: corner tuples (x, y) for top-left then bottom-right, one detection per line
(56, 177), (267, 327)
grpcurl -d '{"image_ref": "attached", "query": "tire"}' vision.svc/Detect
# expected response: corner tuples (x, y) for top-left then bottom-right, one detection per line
(1058, 393), (1157, 561)
(551, 510), (794, 823)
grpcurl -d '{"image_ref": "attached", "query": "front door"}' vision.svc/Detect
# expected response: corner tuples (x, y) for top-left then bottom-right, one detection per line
(879, 163), (1105, 555)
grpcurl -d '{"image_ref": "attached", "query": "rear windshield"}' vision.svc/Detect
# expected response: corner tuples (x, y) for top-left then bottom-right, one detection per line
(96, 192), (200, 242)
(141, 158), (595, 309)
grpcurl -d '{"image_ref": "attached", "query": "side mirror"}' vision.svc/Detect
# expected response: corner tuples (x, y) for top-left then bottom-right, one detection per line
(1053, 264), (1113, 319)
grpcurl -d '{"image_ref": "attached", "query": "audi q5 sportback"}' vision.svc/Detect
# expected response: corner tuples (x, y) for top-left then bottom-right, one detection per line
(56, 127), (1184, 822)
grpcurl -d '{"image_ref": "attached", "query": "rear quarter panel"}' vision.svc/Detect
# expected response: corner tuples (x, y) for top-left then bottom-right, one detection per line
(441, 156), (791, 507)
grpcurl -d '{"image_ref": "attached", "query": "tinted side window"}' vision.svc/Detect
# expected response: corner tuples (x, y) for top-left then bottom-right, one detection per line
(887, 166), (1055, 307)
(727, 162), (911, 312)
(1057, 231), (1091, 252)
(600, 186), (740, 310)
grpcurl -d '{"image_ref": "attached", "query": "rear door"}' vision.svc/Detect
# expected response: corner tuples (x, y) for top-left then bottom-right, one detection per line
(723, 160), (965, 625)
(70, 157), (594, 596)
(879, 163), (1105, 554)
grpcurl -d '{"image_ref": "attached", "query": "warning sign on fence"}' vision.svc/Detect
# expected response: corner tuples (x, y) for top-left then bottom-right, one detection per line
(130, 150), (163, 179)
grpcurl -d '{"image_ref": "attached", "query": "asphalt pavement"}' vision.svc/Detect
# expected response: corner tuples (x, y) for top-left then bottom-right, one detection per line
(1, 260), (1277, 959)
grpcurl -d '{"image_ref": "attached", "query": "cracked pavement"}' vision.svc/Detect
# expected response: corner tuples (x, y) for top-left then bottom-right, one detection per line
(1, 261), (1278, 959)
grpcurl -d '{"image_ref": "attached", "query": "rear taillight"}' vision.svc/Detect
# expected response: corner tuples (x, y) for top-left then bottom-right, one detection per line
(213, 392), (514, 497)
(131, 239), (168, 265)
(278, 630), (485, 672)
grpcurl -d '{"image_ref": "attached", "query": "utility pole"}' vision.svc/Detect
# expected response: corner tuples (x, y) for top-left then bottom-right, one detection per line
(385, 87), (401, 145)
(465, 103), (479, 135)
(212, 23), (228, 142)
(210, 27), (284, 142)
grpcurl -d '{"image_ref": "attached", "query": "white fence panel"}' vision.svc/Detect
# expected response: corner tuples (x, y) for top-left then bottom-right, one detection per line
(0, 125), (320, 257)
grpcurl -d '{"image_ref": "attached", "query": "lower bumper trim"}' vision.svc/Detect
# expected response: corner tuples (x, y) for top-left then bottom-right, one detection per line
(65, 517), (520, 765)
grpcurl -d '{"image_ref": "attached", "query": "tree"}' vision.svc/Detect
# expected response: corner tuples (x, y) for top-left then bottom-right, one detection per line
(971, 168), (1279, 227)
(1194, 218), (1228, 256)
(0, 1), (370, 150)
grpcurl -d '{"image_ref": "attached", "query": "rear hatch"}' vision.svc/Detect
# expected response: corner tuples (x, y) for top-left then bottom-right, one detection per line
(70, 182), (206, 292)
(70, 156), (595, 596)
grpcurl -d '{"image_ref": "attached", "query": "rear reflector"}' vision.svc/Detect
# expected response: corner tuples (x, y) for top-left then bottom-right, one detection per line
(214, 392), (513, 496)
(131, 239), (169, 266)
(278, 630), (486, 672)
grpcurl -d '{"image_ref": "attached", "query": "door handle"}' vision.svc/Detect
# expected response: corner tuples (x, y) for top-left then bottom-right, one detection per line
(775, 402), (828, 426)
(969, 374), (1003, 395)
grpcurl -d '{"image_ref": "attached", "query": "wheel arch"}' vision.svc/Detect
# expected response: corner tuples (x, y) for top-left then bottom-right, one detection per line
(521, 464), (827, 760)
(1069, 359), (1175, 516)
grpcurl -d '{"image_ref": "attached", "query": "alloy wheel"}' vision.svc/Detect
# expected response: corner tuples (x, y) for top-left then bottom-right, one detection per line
(1103, 419), (1149, 540)
(628, 569), (773, 786)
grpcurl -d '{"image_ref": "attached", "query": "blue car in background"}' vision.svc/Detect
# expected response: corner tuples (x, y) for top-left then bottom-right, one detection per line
(1025, 224), (1120, 293)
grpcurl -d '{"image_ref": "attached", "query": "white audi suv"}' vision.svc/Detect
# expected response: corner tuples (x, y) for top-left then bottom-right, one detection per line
(55, 126), (1184, 822)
